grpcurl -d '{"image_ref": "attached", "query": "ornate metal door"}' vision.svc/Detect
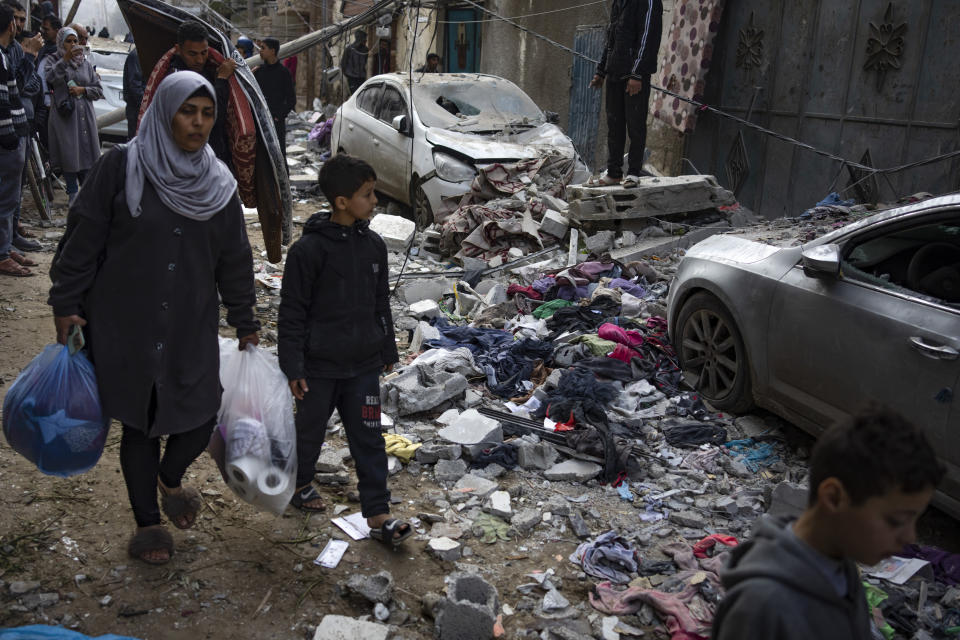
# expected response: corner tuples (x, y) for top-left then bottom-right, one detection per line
(685, 0), (960, 218)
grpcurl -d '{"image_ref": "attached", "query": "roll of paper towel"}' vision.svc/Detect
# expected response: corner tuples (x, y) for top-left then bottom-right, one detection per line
(226, 456), (265, 491)
(257, 467), (290, 496)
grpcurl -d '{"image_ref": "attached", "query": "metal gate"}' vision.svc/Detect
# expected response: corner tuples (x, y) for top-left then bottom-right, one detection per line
(568, 25), (606, 171)
(685, 0), (960, 218)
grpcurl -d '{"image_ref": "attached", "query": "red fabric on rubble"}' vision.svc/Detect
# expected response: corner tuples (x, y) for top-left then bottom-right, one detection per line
(608, 343), (639, 363)
(598, 322), (645, 347)
(692, 534), (738, 558)
(507, 284), (542, 300)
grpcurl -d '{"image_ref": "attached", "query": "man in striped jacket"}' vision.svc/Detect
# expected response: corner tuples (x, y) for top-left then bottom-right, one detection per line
(590, 0), (663, 188)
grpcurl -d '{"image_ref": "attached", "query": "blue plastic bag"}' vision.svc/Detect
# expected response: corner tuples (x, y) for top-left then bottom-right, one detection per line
(2, 344), (109, 477)
(0, 626), (140, 639)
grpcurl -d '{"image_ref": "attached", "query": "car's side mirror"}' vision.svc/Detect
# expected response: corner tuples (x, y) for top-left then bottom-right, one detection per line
(392, 114), (410, 135)
(544, 110), (560, 124)
(801, 244), (841, 278)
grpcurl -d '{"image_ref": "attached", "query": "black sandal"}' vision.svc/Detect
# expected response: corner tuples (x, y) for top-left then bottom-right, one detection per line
(158, 482), (203, 530)
(128, 525), (174, 565)
(370, 518), (413, 547)
(290, 484), (327, 512)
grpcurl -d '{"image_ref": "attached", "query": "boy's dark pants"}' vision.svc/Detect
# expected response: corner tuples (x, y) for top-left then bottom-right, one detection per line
(295, 370), (390, 518)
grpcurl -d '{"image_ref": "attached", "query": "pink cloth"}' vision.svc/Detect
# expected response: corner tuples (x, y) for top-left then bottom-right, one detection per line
(598, 323), (645, 347)
(608, 344), (638, 363)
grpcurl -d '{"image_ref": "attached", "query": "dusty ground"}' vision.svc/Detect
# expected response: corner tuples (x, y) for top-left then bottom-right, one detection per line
(1, 193), (958, 640)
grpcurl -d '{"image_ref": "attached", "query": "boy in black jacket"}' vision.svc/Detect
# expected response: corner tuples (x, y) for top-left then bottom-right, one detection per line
(278, 154), (410, 546)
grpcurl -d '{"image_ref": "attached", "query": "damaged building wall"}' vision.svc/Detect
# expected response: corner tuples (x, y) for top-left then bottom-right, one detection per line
(478, 0), (683, 175)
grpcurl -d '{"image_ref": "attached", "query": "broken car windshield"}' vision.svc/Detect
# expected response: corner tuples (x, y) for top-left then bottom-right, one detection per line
(412, 79), (544, 129)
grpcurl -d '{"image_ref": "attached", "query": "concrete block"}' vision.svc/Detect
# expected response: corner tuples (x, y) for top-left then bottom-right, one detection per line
(436, 573), (499, 640)
(428, 537), (463, 562)
(8, 581), (40, 596)
(734, 415), (771, 439)
(540, 210), (570, 239)
(314, 615), (390, 640)
(767, 481), (807, 519)
(668, 511), (703, 529)
(438, 409), (503, 458)
(453, 474), (499, 499)
(409, 299), (440, 320)
(568, 513), (591, 539)
(542, 495), (571, 517)
(543, 460), (602, 482)
(435, 458), (469, 484)
(345, 570), (394, 604)
(314, 471), (351, 484)
(484, 491), (512, 520)
(387, 455), (402, 475)
(370, 213), (416, 252)
(437, 409), (461, 425)
(516, 440), (558, 471)
(315, 447), (348, 473)
(585, 230), (615, 254)
(462, 256), (487, 273)
(410, 320), (442, 352)
(512, 508), (540, 534)
(401, 278), (454, 305)
(416, 443), (463, 464)
(383, 367), (468, 416)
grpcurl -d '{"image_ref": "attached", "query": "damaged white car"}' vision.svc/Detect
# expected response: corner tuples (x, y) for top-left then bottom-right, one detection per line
(330, 72), (585, 228)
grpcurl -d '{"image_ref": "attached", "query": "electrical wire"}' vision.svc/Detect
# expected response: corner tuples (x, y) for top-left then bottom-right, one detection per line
(433, 0), (609, 24)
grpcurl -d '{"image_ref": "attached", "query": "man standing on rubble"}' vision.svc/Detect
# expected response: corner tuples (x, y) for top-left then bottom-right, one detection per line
(342, 29), (368, 96)
(589, 0), (662, 188)
(253, 36), (295, 165)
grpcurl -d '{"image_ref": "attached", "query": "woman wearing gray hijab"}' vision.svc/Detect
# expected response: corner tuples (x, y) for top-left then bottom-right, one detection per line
(45, 27), (101, 202)
(48, 71), (260, 565)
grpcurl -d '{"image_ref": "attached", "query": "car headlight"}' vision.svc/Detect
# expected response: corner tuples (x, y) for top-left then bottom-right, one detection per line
(433, 150), (477, 182)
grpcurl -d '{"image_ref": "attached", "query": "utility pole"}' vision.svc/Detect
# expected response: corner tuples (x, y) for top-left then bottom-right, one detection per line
(64, 0), (81, 24)
(305, 0), (317, 108)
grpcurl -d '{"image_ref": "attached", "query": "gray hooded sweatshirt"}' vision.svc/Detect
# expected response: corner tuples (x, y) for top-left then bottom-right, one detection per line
(711, 515), (873, 640)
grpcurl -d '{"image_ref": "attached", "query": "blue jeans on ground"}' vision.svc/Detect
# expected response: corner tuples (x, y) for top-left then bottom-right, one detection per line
(0, 138), (27, 260)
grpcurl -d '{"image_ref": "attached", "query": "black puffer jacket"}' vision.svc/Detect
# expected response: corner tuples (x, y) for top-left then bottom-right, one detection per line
(278, 212), (399, 380)
(597, 0), (663, 80)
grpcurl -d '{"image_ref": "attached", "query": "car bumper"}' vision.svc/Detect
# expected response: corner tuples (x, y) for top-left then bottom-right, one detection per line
(420, 174), (474, 221)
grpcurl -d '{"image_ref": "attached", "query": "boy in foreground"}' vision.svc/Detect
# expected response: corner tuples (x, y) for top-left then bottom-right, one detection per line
(711, 409), (943, 640)
(278, 154), (411, 546)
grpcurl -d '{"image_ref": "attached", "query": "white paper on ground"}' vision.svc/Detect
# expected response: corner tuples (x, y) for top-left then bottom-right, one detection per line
(865, 556), (933, 585)
(314, 539), (350, 568)
(332, 512), (371, 540)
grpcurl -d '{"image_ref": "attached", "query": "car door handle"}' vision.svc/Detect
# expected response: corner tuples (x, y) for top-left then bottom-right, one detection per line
(910, 337), (959, 360)
(347, 124), (354, 130)
(373, 139), (380, 146)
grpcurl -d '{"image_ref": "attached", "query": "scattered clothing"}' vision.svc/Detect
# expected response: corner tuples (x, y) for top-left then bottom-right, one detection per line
(507, 283), (542, 301)
(383, 433), (421, 463)
(693, 534), (738, 559)
(570, 531), (639, 584)
(533, 298), (573, 319)
(900, 545), (960, 586)
(470, 443), (518, 470)
(664, 421), (728, 447)
(723, 438), (780, 473)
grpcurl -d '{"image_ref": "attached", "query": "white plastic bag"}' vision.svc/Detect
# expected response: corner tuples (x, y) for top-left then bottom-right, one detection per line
(214, 337), (297, 515)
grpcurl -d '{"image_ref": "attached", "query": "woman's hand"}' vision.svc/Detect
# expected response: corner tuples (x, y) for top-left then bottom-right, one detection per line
(68, 86), (85, 97)
(54, 315), (87, 345)
(238, 332), (259, 350)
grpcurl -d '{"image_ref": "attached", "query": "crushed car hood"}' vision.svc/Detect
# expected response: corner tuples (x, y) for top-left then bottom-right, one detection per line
(425, 124), (575, 161)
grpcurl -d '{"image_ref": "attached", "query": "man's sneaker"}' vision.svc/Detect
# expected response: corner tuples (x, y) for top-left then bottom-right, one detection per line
(586, 171), (621, 187)
(621, 175), (641, 188)
(12, 235), (42, 252)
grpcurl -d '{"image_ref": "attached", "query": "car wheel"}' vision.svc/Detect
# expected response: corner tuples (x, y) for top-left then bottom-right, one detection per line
(675, 292), (754, 413)
(412, 182), (434, 229)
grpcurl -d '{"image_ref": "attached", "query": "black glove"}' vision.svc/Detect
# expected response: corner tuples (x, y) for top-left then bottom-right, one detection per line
(0, 134), (19, 151)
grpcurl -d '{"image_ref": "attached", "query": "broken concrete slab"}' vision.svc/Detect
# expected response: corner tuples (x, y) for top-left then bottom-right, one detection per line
(434, 458), (469, 484)
(315, 447), (349, 473)
(484, 491), (512, 520)
(568, 513), (591, 539)
(313, 614), (390, 640)
(437, 409), (503, 458)
(543, 460), (602, 482)
(345, 570), (394, 604)
(410, 320), (442, 352)
(382, 367), (468, 416)
(566, 175), (737, 222)
(417, 443), (463, 464)
(512, 508), (540, 534)
(453, 474), (499, 499)
(428, 537), (463, 562)
(516, 440), (559, 471)
(539, 209), (570, 239)
(401, 278), (455, 305)
(369, 213), (416, 252)
(436, 573), (499, 640)
(585, 230), (615, 254)
(610, 222), (731, 264)
(409, 299), (441, 320)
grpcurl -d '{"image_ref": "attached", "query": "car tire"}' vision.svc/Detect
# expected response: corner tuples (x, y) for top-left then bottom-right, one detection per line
(675, 292), (754, 413)
(411, 182), (434, 230)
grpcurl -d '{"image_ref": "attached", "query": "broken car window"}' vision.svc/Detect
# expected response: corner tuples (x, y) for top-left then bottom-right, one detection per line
(412, 78), (543, 130)
(378, 86), (407, 124)
(356, 85), (382, 115)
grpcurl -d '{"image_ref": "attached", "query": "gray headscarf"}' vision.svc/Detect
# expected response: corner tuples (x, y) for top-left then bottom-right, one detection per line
(55, 27), (83, 68)
(125, 71), (237, 221)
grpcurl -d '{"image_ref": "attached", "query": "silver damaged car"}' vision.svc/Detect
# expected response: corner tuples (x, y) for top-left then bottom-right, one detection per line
(667, 194), (960, 516)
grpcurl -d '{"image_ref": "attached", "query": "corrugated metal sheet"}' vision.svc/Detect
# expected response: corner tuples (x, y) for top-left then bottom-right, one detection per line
(568, 25), (606, 171)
